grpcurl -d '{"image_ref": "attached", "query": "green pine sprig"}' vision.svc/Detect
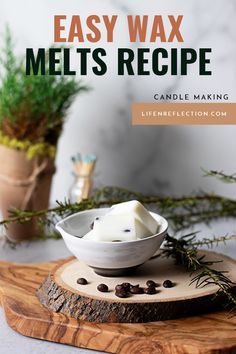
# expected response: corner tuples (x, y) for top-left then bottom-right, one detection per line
(162, 233), (236, 312)
(0, 27), (89, 145)
(1, 190), (236, 233)
(202, 169), (236, 183)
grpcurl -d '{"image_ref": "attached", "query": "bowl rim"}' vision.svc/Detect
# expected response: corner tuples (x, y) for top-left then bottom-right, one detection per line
(56, 208), (168, 244)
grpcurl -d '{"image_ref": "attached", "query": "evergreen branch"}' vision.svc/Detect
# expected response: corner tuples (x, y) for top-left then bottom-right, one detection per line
(192, 234), (236, 248)
(202, 169), (236, 183)
(162, 234), (236, 312)
(0, 27), (89, 145)
(1, 189), (236, 231)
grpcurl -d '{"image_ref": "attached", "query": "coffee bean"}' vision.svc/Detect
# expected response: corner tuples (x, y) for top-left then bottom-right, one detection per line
(124, 229), (131, 232)
(121, 282), (131, 291)
(115, 289), (129, 298)
(146, 280), (157, 288)
(130, 284), (139, 288)
(144, 287), (156, 295)
(163, 280), (173, 288)
(97, 283), (109, 292)
(130, 286), (144, 294)
(115, 284), (125, 291)
(77, 278), (87, 285)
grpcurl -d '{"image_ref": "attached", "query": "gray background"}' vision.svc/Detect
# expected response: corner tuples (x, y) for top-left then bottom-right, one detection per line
(0, 1), (236, 353)
(1, 0), (236, 201)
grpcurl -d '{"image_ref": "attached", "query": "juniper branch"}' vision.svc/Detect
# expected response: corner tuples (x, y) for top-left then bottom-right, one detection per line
(1, 189), (236, 232)
(162, 234), (236, 311)
(202, 169), (236, 183)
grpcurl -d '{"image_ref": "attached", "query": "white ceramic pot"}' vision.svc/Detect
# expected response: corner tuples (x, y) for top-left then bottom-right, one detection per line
(56, 208), (168, 276)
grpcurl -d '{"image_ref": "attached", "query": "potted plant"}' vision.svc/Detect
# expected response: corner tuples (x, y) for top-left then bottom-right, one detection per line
(0, 28), (88, 241)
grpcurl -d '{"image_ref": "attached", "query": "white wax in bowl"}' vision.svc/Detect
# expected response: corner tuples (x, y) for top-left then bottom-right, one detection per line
(83, 200), (159, 242)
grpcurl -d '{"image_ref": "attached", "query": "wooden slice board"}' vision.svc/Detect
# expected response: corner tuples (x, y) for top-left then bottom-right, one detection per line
(37, 251), (236, 323)
(0, 252), (235, 354)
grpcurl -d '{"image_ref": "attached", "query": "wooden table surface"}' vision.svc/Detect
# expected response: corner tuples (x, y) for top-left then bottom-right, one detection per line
(0, 251), (235, 354)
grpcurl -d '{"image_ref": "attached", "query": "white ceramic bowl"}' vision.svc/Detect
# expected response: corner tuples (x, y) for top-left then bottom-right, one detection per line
(56, 208), (168, 276)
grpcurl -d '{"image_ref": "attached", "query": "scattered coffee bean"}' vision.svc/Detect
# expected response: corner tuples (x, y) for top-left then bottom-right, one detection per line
(146, 280), (157, 288)
(163, 280), (173, 288)
(95, 217), (100, 220)
(77, 278), (88, 285)
(130, 284), (139, 288)
(121, 282), (131, 291)
(97, 283), (109, 292)
(115, 284), (125, 291)
(115, 289), (129, 298)
(144, 287), (156, 295)
(130, 286), (144, 294)
(124, 229), (131, 232)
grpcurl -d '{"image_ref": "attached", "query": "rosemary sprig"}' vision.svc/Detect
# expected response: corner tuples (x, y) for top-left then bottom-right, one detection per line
(202, 169), (236, 183)
(192, 234), (236, 248)
(1, 188), (236, 233)
(162, 233), (236, 311)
